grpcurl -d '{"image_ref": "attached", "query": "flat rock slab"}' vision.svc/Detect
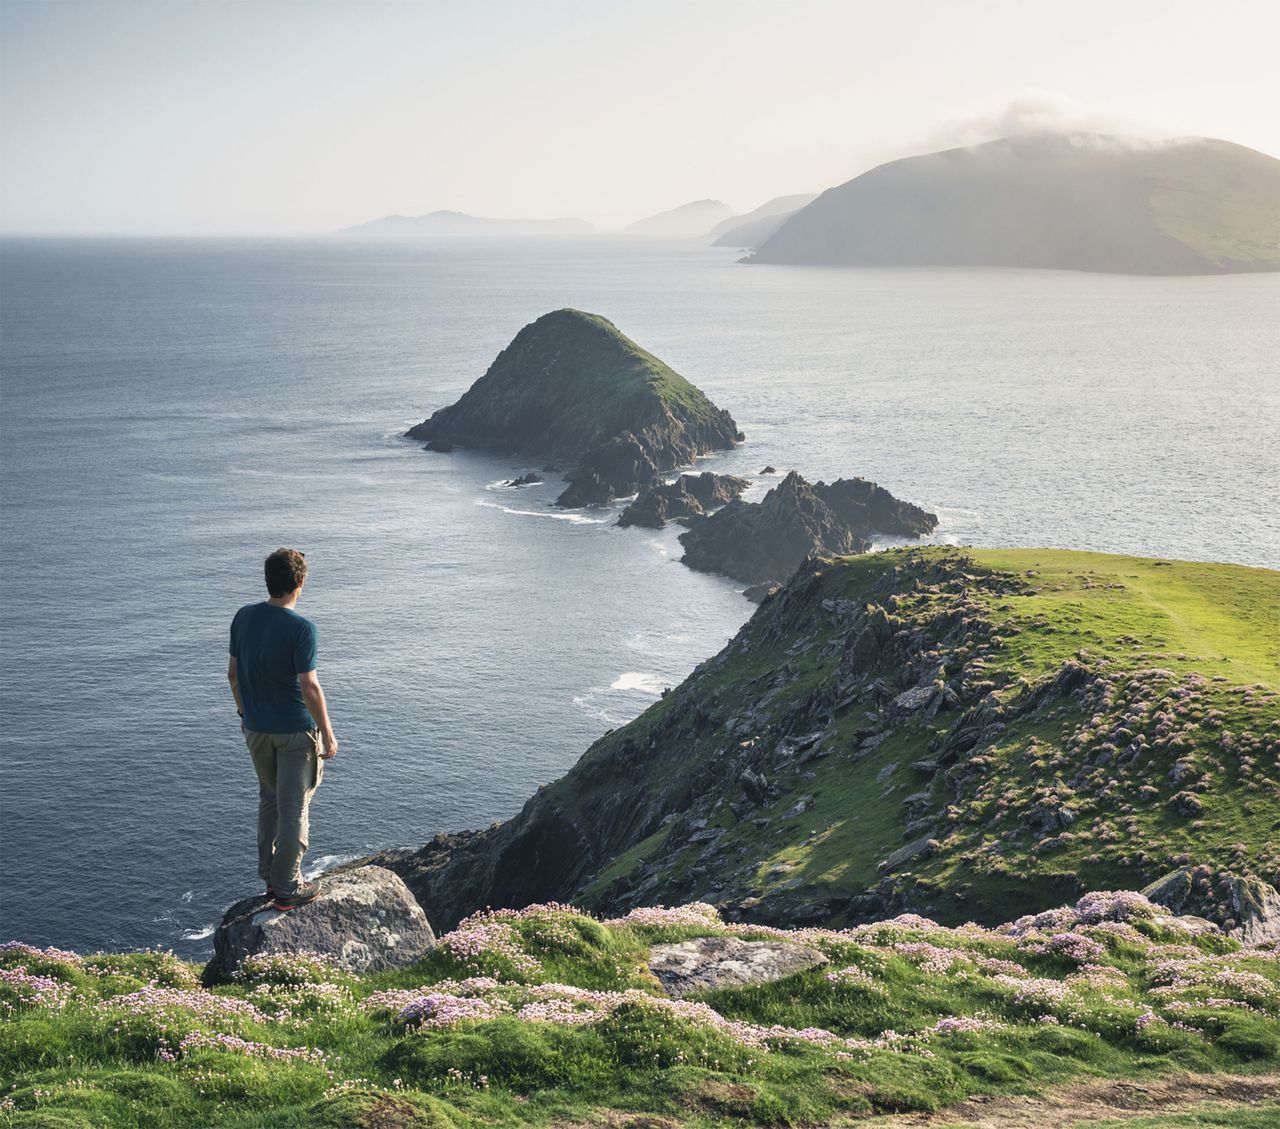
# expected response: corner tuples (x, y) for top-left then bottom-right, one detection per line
(209, 865), (436, 978)
(648, 936), (827, 998)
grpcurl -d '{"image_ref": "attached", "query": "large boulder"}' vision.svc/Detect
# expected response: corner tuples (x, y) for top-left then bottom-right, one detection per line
(648, 936), (827, 998)
(1143, 866), (1280, 943)
(208, 865), (437, 979)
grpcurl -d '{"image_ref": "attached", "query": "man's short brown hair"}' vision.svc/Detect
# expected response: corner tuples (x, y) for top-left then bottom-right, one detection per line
(264, 548), (307, 598)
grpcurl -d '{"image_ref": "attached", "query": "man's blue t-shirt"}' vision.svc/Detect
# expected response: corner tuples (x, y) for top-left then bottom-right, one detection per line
(229, 603), (318, 734)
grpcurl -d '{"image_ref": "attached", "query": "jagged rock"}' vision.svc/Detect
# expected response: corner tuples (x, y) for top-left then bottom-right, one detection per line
(208, 866), (437, 979)
(617, 472), (749, 529)
(405, 309), (741, 508)
(504, 472), (542, 486)
(743, 581), (782, 604)
(1143, 868), (1280, 943)
(740, 768), (769, 804)
(760, 465), (777, 474)
(892, 685), (937, 714)
(679, 471), (936, 585)
(648, 936), (827, 998)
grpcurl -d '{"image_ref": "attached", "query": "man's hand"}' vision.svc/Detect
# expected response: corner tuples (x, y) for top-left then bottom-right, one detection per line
(298, 669), (338, 760)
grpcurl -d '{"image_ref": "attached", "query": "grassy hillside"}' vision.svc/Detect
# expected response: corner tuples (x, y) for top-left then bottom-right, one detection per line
(577, 549), (1280, 927)
(751, 135), (1280, 274)
(3, 895), (1278, 1127)
(372, 548), (1280, 935)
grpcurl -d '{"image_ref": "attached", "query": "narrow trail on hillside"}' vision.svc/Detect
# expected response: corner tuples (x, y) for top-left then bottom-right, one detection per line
(867, 1071), (1280, 1127)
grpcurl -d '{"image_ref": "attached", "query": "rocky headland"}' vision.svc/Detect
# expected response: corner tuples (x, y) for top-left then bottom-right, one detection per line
(678, 471), (937, 588)
(356, 546), (1280, 937)
(406, 309), (743, 507)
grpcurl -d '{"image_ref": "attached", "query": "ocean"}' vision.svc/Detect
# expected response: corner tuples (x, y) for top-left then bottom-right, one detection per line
(1, 235), (1277, 957)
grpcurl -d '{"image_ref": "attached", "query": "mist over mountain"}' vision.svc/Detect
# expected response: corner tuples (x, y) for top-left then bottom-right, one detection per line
(337, 210), (594, 236)
(751, 134), (1280, 274)
(626, 199), (734, 235)
(706, 194), (817, 239)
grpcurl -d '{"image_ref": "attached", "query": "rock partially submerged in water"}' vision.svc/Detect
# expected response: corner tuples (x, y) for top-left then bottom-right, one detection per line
(678, 470), (937, 586)
(504, 472), (542, 487)
(207, 865), (437, 980)
(617, 471), (750, 529)
(406, 309), (742, 507)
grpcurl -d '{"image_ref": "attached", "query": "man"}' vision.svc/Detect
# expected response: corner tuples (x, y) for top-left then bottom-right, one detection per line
(228, 548), (338, 911)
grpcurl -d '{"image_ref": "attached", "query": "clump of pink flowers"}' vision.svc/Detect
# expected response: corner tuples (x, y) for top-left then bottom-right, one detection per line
(0, 967), (76, 1012)
(177, 1031), (325, 1063)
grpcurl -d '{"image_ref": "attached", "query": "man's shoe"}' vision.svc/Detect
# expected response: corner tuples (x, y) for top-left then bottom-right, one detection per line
(272, 880), (321, 911)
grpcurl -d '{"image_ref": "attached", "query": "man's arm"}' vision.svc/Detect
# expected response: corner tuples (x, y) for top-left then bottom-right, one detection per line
(298, 670), (338, 759)
(227, 656), (244, 717)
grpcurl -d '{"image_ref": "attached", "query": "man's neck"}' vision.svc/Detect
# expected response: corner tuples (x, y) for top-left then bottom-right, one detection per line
(267, 593), (300, 610)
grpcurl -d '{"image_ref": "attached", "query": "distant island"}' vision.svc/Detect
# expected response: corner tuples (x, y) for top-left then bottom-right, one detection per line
(337, 210), (594, 236)
(750, 134), (1280, 274)
(406, 309), (742, 507)
(626, 199), (734, 235)
(709, 193), (817, 247)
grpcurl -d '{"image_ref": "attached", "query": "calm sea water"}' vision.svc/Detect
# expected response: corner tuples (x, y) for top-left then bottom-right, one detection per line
(2, 236), (1277, 957)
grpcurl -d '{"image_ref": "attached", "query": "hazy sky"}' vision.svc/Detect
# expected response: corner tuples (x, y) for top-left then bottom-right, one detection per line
(2, 0), (1278, 234)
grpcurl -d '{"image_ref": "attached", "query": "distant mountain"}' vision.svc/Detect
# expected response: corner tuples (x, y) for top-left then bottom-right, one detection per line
(337, 210), (594, 236)
(626, 199), (733, 236)
(707, 193), (817, 242)
(751, 134), (1280, 274)
(712, 208), (812, 248)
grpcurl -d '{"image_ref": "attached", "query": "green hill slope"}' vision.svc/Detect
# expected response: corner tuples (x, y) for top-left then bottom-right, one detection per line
(751, 135), (1280, 274)
(369, 548), (1280, 933)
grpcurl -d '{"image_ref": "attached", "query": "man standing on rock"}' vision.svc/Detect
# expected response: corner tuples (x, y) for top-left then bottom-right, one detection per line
(228, 548), (338, 911)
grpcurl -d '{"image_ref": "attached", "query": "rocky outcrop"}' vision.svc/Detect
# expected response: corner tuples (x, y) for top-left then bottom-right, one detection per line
(406, 310), (742, 507)
(1144, 867), (1280, 944)
(207, 866), (437, 979)
(617, 472), (750, 529)
(647, 936), (827, 998)
(678, 471), (937, 586)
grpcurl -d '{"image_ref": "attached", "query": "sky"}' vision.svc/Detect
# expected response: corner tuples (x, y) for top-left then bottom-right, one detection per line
(2, 0), (1278, 235)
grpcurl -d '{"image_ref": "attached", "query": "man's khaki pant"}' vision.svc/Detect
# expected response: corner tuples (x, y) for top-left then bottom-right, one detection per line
(243, 727), (324, 897)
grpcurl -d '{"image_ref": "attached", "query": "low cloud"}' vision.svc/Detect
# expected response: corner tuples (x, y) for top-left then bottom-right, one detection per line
(927, 92), (1186, 151)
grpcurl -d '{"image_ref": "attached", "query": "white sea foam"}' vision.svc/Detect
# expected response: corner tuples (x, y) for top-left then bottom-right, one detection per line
(610, 672), (666, 694)
(306, 853), (361, 880)
(476, 499), (608, 524)
(180, 925), (215, 941)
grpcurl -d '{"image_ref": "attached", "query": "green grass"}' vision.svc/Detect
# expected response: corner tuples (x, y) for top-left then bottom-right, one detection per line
(4, 893), (1279, 1128)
